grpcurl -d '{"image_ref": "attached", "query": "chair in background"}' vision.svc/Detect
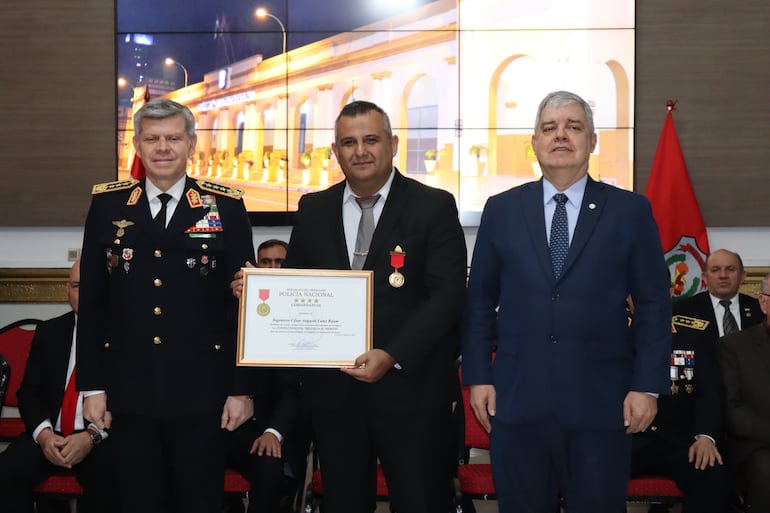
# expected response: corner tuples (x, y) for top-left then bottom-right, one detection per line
(455, 372), (495, 513)
(31, 468), (252, 503)
(626, 476), (684, 510)
(0, 354), (10, 411)
(0, 318), (40, 440)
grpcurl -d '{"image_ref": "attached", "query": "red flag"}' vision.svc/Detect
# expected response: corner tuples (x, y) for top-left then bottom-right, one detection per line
(645, 100), (710, 300)
(129, 85), (152, 180)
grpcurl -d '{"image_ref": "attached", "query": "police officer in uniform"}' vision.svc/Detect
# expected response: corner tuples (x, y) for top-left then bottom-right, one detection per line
(630, 306), (730, 513)
(77, 98), (256, 513)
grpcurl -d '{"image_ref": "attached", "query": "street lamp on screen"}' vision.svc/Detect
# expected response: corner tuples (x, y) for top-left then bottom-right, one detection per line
(164, 57), (189, 88)
(255, 7), (287, 55)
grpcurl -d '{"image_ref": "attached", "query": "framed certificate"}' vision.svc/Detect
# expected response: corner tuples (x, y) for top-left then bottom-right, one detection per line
(237, 268), (373, 367)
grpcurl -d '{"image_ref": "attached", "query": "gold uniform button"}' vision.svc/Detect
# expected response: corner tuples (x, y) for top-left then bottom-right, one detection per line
(650, 425), (658, 432)
(103, 342), (110, 349)
(153, 307), (162, 316)
(154, 278), (162, 287)
(114, 239), (121, 245)
(201, 243), (209, 250)
(154, 249), (162, 258)
(214, 344), (222, 351)
(153, 336), (162, 345)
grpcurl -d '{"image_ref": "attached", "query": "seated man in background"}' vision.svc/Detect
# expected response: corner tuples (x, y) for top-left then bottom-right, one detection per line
(226, 368), (302, 513)
(672, 249), (762, 344)
(256, 239), (288, 268)
(717, 271), (770, 512)
(630, 282), (730, 513)
(0, 260), (117, 513)
(227, 240), (304, 513)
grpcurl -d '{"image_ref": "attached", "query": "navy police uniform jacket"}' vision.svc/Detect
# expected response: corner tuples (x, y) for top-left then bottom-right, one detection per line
(641, 314), (724, 447)
(77, 177), (255, 418)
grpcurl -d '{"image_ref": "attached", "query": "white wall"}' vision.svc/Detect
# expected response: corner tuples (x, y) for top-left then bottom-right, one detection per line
(2, 225), (768, 328)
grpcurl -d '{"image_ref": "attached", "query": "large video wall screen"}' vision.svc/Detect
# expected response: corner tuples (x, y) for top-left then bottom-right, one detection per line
(117, 0), (634, 225)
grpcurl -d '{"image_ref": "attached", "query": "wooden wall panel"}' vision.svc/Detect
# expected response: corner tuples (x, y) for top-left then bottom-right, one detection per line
(636, 1), (770, 226)
(0, 0), (115, 226)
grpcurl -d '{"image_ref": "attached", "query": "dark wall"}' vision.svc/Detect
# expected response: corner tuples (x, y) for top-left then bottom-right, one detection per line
(1, 0), (768, 226)
(635, 1), (770, 226)
(0, 0), (115, 226)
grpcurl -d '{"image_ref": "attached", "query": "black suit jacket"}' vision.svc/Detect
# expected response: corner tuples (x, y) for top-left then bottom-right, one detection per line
(672, 291), (763, 344)
(284, 170), (467, 411)
(17, 311), (75, 433)
(717, 322), (770, 467)
(77, 177), (256, 418)
(230, 367), (303, 476)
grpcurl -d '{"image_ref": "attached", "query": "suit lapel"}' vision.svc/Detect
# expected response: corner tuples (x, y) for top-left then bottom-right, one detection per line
(324, 182), (351, 269)
(700, 294), (720, 341)
(739, 295), (760, 326)
(521, 180), (553, 281)
(561, 178), (606, 280)
(55, 312), (77, 389)
(166, 178), (205, 237)
(366, 170), (408, 269)
(119, 180), (153, 241)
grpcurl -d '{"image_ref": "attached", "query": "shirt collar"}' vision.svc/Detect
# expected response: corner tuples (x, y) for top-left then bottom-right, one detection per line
(145, 175), (187, 203)
(542, 174), (588, 207)
(709, 293), (739, 310)
(343, 169), (395, 206)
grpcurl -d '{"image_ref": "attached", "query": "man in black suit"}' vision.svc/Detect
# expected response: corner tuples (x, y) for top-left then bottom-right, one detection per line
(672, 249), (763, 341)
(281, 101), (467, 513)
(226, 368), (301, 513)
(77, 99), (256, 513)
(226, 244), (303, 513)
(0, 260), (117, 513)
(630, 284), (730, 513)
(717, 272), (770, 512)
(256, 239), (288, 268)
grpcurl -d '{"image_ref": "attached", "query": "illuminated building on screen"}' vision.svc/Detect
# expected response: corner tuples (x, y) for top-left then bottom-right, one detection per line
(118, 0), (634, 217)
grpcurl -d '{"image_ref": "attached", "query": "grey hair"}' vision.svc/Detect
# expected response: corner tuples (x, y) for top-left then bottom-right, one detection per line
(534, 91), (594, 135)
(134, 98), (196, 138)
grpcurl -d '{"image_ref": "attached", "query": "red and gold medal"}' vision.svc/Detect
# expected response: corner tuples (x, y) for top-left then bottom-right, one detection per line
(389, 245), (406, 288)
(257, 289), (271, 316)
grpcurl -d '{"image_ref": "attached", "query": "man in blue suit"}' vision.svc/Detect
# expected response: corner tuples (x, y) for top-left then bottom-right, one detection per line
(461, 90), (671, 513)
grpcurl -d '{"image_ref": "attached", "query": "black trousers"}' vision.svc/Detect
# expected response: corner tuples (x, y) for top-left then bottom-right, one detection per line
(110, 412), (226, 513)
(631, 434), (730, 513)
(311, 404), (453, 513)
(0, 431), (118, 513)
(227, 420), (296, 513)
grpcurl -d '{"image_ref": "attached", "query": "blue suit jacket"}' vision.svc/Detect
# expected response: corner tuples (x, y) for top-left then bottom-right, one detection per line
(462, 178), (671, 429)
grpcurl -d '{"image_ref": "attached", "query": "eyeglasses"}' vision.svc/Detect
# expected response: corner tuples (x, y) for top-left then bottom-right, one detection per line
(68, 281), (80, 288)
(760, 292), (770, 298)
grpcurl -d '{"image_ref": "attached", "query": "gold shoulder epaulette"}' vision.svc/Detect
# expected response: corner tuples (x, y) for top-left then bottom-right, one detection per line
(672, 315), (710, 331)
(92, 179), (139, 195)
(196, 180), (244, 200)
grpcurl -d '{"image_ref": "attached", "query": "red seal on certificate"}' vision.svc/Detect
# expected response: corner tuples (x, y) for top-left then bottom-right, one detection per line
(389, 245), (406, 288)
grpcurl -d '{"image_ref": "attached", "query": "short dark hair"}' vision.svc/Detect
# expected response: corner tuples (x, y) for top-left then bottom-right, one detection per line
(257, 239), (288, 254)
(335, 100), (392, 139)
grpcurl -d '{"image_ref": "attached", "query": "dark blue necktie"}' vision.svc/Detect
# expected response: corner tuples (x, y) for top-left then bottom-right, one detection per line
(550, 193), (569, 279)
